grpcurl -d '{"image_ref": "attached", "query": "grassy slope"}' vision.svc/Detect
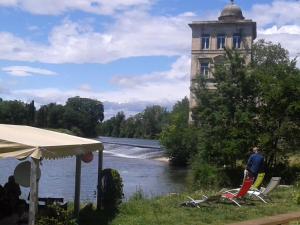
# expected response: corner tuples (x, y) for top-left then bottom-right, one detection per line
(110, 187), (300, 225)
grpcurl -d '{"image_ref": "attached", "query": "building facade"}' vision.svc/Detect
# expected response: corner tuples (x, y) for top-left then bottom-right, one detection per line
(189, 0), (257, 117)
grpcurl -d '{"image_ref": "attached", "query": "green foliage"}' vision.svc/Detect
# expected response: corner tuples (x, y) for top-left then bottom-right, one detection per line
(180, 40), (300, 188)
(98, 105), (169, 139)
(129, 188), (145, 201)
(190, 40), (300, 172)
(101, 169), (124, 213)
(160, 125), (198, 166)
(36, 205), (77, 225)
(252, 41), (300, 167)
(192, 49), (258, 167)
(0, 96), (104, 137)
(268, 164), (300, 185)
(63, 97), (104, 137)
(188, 160), (220, 190)
(78, 203), (113, 225)
(295, 193), (300, 205)
(252, 39), (290, 66)
(160, 97), (196, 166)
(0, 100), (35, 125)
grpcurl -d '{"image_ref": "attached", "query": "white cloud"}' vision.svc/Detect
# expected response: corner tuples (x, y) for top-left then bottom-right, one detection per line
(11, 55), (190, 103)
(103, 101), (174, 119)
(259, 25), (300, 35)
(257, 25), (300, 61)
(79, 84), (92, 92)
(247, 1), (300, 27)
(2, 66), (58, 77)
(0, 1), (298, 65)
(0, 0), (153, 15)
(0, 11), (194, 64)
(0, 0), (16, 6)
(246, 1), (300, 63)
(111, 55), (190, 88)
(6, 55), (190, 117)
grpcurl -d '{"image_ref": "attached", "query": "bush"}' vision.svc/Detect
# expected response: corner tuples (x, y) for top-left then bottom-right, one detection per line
(188, 161), (220, 190)
(101, 169), (124, 213)
(188, 153), (245, 190)
(268, 163), (300, 185)
(295, 193), (300, 205)
(36, 205), (77, 225)
(160, 126), (199, 166)
(129, 187), (145, 201)
(221, 166), (244, 187)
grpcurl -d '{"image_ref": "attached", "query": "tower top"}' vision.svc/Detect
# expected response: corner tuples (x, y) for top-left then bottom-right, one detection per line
(218, 0), (245, 21)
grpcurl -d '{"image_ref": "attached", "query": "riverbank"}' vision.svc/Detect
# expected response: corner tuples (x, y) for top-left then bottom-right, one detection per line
(77, 186), (300, 225)
(107, 186), (300, 225)
(153, 156), (169, 163)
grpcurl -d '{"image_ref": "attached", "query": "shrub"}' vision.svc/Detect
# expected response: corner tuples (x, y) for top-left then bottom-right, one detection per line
(268, 163), (300, 185)
(295, 193), (300, 205)
(36, 205), (77, 225)
(188, 161), (220, 190)
(160, 126), (199, 166)
(101, 169), (124, 213)
(221, 166), (244, 187)
(129, 187), (145, 201)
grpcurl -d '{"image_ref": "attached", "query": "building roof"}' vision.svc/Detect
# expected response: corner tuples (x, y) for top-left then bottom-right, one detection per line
(218, 1), (245, 21)
(0, 124), (103, 159)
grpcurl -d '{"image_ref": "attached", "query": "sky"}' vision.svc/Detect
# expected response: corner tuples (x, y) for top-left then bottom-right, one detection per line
(0, 0), (299, 119)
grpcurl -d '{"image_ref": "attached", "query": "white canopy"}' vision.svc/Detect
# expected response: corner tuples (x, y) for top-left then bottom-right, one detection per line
(0, 124), (103, 159)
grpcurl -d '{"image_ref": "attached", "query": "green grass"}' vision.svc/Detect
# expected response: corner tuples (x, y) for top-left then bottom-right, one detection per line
(109, 187), (300, 225)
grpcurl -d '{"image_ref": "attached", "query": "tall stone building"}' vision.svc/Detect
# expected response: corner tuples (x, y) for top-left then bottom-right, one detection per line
(189, 0), (256, 119)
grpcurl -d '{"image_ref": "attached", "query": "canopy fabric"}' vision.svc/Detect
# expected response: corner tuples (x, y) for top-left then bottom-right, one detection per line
(0, 124), (103, 159)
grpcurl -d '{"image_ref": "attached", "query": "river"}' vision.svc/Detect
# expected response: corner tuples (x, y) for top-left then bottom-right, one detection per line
(0, 137), (187, 202)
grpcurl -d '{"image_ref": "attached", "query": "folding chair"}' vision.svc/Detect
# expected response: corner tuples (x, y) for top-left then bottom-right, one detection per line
(220, 176), (254, 207)
(248, 177), (281, 203)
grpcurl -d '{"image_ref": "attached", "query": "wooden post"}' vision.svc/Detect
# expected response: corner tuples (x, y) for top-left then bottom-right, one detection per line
(97, 150), (103, 210)
(74, 155), (82, 218)
(28, 158), (40, 225)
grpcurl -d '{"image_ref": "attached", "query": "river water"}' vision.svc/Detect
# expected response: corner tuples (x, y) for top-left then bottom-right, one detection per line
(0, 137), (187, 202)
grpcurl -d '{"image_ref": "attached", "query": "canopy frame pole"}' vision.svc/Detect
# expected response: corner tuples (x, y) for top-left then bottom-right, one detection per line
(28, 157), (40, 225)
(74, 155), (82, 218)
(97, 150), (103, 210)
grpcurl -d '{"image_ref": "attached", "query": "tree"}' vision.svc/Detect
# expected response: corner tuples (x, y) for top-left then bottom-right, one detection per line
(160, 97), (197, 166)
(142, 105), (169, 139)
(26, 100), (35, 125)
(47, 103), (65, 128)
(0, 100), (29, 125)
(192, 49), (259, 167)
(252, 40), (300, 168)
(36, 105), (49, 127)
(111, 112), (126, 137)
(190, 40), (299, 170)
(98, 105), (169, 139)
(252, 39), (290, 67)
(63, 97), (104, 137)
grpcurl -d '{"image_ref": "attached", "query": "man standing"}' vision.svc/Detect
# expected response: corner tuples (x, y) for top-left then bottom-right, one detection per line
(246, 147), (264, 180)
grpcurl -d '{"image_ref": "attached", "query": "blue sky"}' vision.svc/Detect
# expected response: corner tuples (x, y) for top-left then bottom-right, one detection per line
(0, 0), (299, 119)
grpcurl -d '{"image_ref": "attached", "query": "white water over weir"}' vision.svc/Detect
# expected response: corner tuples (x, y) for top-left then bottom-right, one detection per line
(98, 136), (164, 159)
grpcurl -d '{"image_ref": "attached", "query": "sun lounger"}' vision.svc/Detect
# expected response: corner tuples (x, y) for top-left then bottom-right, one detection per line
(220, 176), (254, 207)
(181, 177), (254, 208)
(248, 177), (281, 203)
